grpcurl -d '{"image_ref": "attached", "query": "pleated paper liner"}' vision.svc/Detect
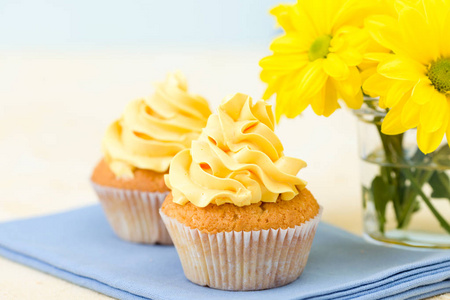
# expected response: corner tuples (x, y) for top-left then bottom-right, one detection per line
(91, 182), (172, 244)
(161, 206), (323, 291)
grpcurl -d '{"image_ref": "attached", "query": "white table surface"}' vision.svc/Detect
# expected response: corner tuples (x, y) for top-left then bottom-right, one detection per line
(0, 49), (448, 299)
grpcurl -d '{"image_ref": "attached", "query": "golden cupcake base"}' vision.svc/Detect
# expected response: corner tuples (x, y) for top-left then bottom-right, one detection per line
(160, 207), (323, 290)
(92, 182), (172, 245)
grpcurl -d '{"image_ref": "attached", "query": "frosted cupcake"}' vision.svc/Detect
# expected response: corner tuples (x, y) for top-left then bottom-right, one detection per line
(91, 71), (211, 244)
(160, 93), (322, 290)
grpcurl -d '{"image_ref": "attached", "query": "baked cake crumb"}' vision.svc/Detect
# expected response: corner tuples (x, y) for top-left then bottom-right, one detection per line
(161, 189), (320, 233)
(91, 159), (169, 192)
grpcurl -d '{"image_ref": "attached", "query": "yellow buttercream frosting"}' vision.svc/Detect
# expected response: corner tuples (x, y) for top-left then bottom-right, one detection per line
(165, 93), (307, 207)
(103, 71), (211, 178)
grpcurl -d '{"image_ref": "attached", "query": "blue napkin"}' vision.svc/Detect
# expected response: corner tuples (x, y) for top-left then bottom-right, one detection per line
(0, 205), (448, 300)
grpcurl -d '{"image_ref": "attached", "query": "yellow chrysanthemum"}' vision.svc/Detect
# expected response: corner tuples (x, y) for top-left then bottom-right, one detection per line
(260, 0), (380, 121)
(363, 0), (450, 154)
(359, 0), (400, 83)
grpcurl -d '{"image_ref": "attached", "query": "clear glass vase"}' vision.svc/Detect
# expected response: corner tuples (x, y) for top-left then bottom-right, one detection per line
(354, 98), (450, 249)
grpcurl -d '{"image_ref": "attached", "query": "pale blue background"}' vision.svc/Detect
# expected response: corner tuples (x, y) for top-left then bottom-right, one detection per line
(0, 0), (290, 50)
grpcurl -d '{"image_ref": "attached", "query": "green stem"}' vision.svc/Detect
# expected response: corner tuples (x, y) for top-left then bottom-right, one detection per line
(375, 124), (403, 221)
(403, 169), (450, 233)
(398, 170), (433, 228)
(364, 100), (450, 235)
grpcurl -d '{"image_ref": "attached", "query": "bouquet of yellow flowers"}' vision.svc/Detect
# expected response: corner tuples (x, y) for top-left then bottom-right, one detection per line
(260, 0), (450, 247)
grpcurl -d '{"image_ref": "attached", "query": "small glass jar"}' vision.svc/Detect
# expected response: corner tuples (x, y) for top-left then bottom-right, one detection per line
(354, 98), (450, 249)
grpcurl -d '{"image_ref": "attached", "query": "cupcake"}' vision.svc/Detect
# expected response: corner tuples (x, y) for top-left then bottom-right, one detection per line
(160, 93), (322, 290)
(91, 71), (211, 244)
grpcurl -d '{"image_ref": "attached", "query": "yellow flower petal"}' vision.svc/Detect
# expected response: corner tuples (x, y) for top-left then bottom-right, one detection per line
(334, 25), (370, 54)
(329, 34), (345, 52)
(280, 76), (310, 119)
(377, 56), (427, 81)
(419, 91), (448, 133)
(270, 34), (310, 54)
(363, 52), (393, 62)
(417, 118), (447, 154)
(333, 0), (382, 31)
(285, 97), (310, 118)
(362, 73), (391, 97)
(273, 72), (311, 121)
(310, 94), (325, 116)
(270, 4), (296, 32)
(365, 15), (403, 54)
(378, 95), (388, 109)
(401, 98), (421, 129)
(260, 69), (278, 83)
(384, 81), (414, 108)
(398, 8), (439, 64)
(342, 89), (363, 110)
(442, 10), (450, 57)
(274, 93), (289, 122)
(360, 67), (377, 87)
(301, 0), (342, 35)
(394, 0), (414, 13)
(422, 0), (446, 34)
(381, 94), (409, 135)
(334, 66), (362, 101)
(410, 80), (437, 105)
(273, 88), (291, 122)
(259, 54), (308, 71)
(311, 79), (340, 117)
(261, 75), (283, 100)
(262, 87), (275, 101)
(323, 53), (349, 80)
(447, 116), (450, 148)
(322, 79), (340, 117)
(261, 70), (293, 100)
(289, 5), (320, 40)
(292, 60), (328, 100)
(336, 48), (363, 66)
(275, 91), (292, 119)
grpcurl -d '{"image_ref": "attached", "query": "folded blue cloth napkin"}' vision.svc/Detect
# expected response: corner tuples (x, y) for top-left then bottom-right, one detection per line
(0, 205), (448, 300)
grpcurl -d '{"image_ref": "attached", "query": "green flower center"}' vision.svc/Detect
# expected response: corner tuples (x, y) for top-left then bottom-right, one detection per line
(308, 35), (332, 62)
(428, 57), (450, 93)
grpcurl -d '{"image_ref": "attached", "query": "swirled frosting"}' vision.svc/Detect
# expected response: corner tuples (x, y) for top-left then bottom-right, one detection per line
(165, 93), (307, 207)
(103, 71), (211, 178)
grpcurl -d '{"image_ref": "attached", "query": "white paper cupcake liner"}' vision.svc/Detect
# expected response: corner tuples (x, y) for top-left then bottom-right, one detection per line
(91, 182), (172, 244)
(160, 206), (323, 291)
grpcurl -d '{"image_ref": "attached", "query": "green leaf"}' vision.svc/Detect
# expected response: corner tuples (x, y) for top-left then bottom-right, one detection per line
(412, 200), (421, 213)
(410, 148), (427, 164)
(371, 176), (395, 223)
(433, 145), (450, 167)
(362, 186), (371, 209)
(429, 171), (450, 199)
